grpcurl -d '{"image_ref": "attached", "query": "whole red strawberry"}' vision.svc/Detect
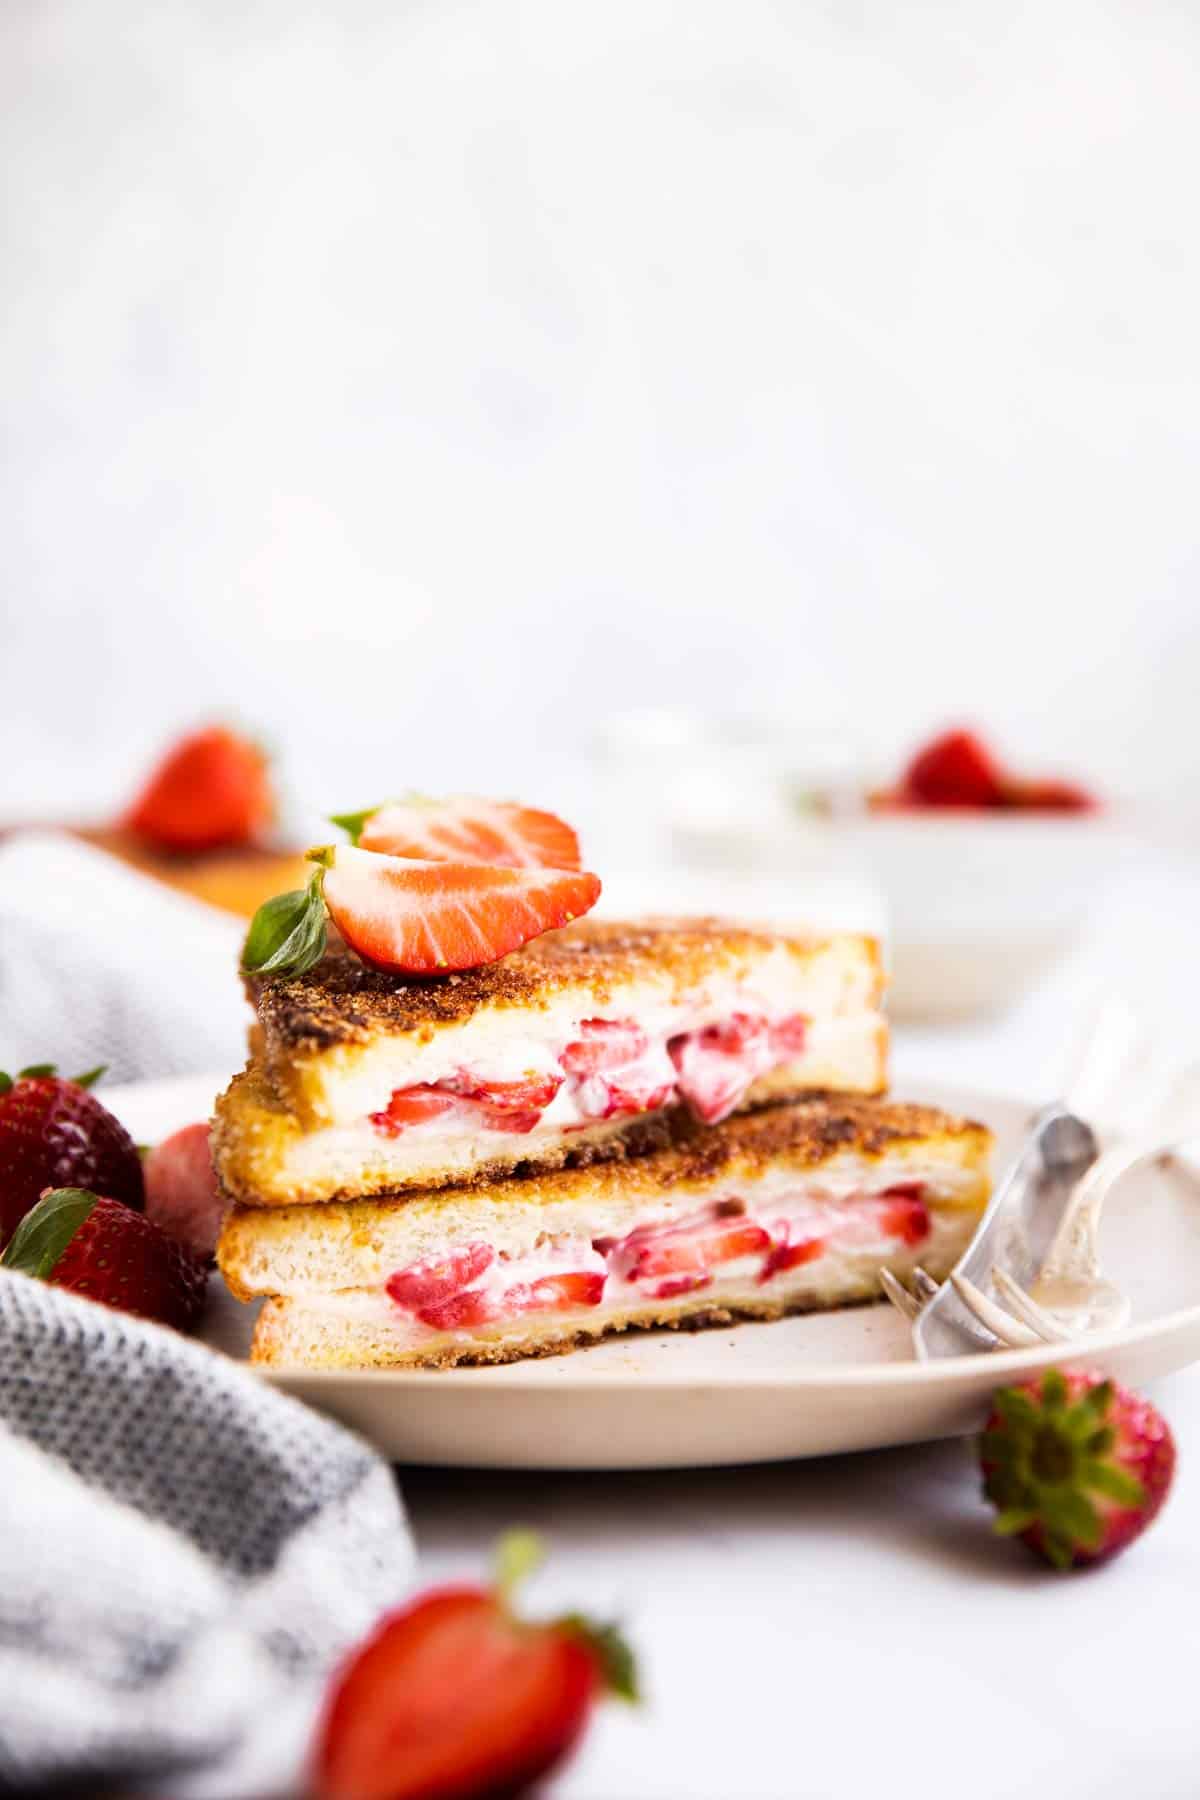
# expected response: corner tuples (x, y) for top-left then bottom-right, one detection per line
(0, 1187), (206, 1330)
(981, 1368), (1175, 1570)
(143, 1122), (225, 1262)
(0, 1065), (144, 1248)
(315, 1532), (637, 1800)
(125, 724), (273, 852)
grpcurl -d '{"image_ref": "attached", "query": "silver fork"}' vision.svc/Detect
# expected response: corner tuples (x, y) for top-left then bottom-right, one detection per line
(882, 1008), (1197, 1351)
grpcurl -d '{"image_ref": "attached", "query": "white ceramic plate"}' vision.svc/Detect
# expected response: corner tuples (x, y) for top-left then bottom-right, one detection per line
(110, 1075), (1200, 1471)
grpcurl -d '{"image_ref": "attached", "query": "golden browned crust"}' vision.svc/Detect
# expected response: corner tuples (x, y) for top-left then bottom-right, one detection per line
(248, 918), (883, 1053)
(211, 1025), (893, 1211)
(211, 1057), (681, 1211)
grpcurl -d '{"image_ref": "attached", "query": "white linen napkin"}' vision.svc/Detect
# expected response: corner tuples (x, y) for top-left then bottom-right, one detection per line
(0, 831), (250, 1083)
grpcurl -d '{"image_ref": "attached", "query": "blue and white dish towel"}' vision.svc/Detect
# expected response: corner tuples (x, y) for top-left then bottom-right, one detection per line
(0, 1273), (415, 1798)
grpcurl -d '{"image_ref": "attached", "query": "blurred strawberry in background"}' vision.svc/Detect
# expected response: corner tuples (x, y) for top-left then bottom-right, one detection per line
(124, 724), (274, 852)
(873, 726), (1098, 813)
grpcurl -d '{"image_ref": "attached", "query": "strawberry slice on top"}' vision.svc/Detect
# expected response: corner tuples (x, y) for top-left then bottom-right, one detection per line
(336, 795), (583, 871)
(320, 846), (601, 975)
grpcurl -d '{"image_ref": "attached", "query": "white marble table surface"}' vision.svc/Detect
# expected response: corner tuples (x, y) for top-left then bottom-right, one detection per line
(401, 862), (1200, 1800)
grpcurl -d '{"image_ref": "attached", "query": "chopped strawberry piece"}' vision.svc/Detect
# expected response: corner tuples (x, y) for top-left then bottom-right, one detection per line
(320, 846), (602, 975)
(358, 796), (584, 871)
(668, 1014), (770, 1125)
(125, 724), (273, 851)
(561, 1019), (648, 1077)
(879, 1196), (931, 1245)
(700, 1013), (769, 1055)
(768, 1014), (809, 1054)
(759, 1233), (825, 1283)
(599, 1075), (675, 1118)
(616, 1205), (770, 1281)
(450, 1074), (561, 1134)
(880, 1180), (925, 1201)
(502, 1271), (607, 1314)
(371, 1086), (461, 1133)
(417, 1286), (500, 1331)
(902, 728), (1005, 808)
(372, 1073), (561, 1137)
(652, 1273), (713, 1300)
(387, 1241), (495, 1310)
(314, 1536), (632, 1800)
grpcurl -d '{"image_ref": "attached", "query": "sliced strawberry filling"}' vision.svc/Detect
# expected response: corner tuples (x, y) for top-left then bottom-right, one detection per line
(609, 1201), (771, 1281)
(369, 1010), (812, 1138)
(372, 1072), (563, 1137)
(666, 1014), (773, 1124)
(386, 1180), (933, 1333)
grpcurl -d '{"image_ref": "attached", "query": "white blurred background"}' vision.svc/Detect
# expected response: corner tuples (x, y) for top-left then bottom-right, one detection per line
(2, 0), (1198, 835)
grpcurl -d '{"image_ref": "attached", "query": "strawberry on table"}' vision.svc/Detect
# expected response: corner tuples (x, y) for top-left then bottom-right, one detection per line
(143, 1122), (225, 1261)
(314, 1531), (637, 1800)
(125, 723), (273, 852)
(337, 795), (583, 871)
(0, 1064), (144, 1248)
(1, 1186), (207, 1331)
(980, 1368), (1175, 1569)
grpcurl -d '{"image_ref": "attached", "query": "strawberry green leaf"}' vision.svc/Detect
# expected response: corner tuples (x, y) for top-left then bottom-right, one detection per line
(557, 1614), (640, 1703)
(71, 1065), (107, 1090)
(241, 870), (327, 979)
(17, 1063), (56, 1080)
(494, 1529), (544, 1603)
(2, 1188), (99, 1278)
(0, 1073), (11, 1097)
(329, 807), (380, 846)
(1085, 1461), (1146, 1508)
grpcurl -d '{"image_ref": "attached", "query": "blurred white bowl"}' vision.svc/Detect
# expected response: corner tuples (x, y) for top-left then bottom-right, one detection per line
(843, 812), (1129, 1020)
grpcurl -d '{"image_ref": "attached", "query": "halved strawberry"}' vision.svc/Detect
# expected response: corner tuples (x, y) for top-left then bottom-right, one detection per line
(314, 1533), (637, 1800)
(318, 847), (601, 975)
(370, 1087), (461, 1134)
(387, 1241), (496, 1311)
(125, 724), (273, 851)
(340, 795), (583, 871)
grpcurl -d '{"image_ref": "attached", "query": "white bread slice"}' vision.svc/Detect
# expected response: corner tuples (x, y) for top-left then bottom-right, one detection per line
(214, 919), (888, 1206)
(217, 1098), (993, 1370)
(247, 1213), (978, 1370)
